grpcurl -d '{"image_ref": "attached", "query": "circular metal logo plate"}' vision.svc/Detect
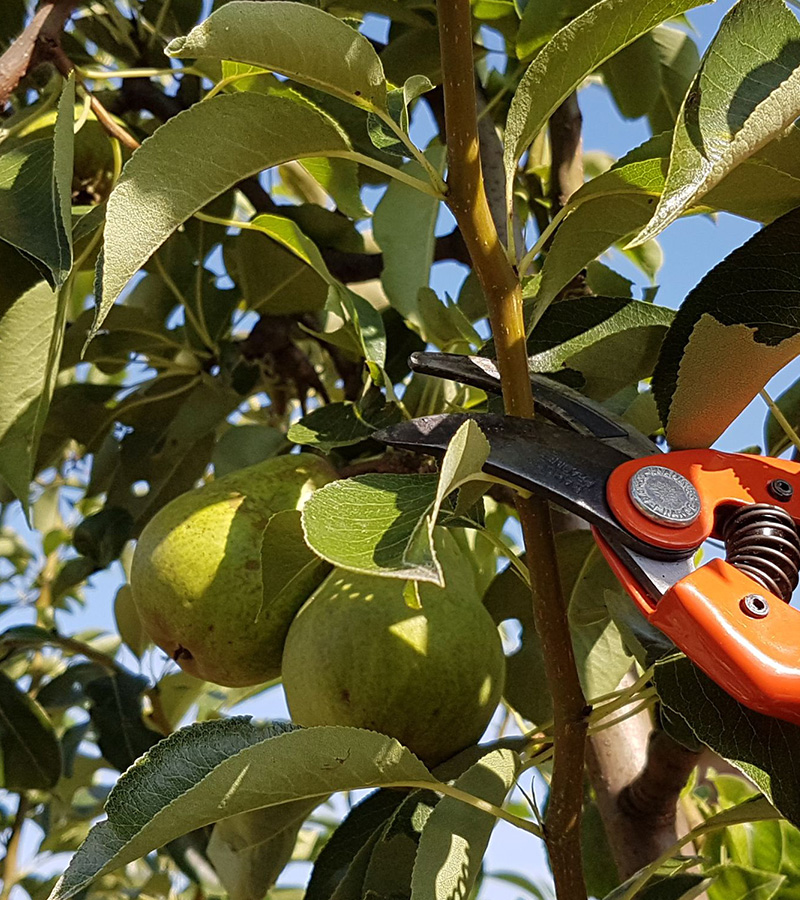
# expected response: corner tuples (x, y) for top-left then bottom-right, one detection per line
(628, 466), (701, 527)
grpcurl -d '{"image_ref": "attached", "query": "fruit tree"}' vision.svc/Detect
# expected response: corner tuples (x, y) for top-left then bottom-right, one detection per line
(3, 1), (800, 900)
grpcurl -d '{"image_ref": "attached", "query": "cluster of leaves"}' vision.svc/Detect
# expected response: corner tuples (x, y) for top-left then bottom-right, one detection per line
(4, 0), (800, 898)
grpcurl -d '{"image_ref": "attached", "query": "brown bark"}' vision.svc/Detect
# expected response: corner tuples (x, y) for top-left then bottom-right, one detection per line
(437, 3), (588, 898)
(587, 673), (700, 880)
(548, 93), (584, 214)
(0, 0), (77, 105)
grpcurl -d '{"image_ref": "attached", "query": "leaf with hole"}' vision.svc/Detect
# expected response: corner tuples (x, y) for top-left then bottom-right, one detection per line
(653, 206), (800, 448)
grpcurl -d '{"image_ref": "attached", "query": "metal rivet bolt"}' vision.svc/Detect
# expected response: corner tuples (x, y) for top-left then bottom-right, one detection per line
(628, 466), (701, 527)
(768, 479), (794, 502)
(740, 594), (770, 618)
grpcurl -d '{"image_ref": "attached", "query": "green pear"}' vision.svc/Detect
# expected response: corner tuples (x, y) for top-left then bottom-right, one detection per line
(131, 454), (336, 687)
(281, 532), (506, 765)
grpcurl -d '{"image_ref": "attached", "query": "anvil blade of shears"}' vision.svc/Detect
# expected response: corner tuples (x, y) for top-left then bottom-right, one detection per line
(408, 351), (659, 458)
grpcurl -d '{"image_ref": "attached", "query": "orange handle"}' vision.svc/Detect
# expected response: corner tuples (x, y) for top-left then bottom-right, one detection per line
(597, 445), (800, 725)
(595, 530), (800, 724)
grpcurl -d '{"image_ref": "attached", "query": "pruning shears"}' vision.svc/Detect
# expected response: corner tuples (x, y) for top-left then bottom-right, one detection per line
(375, 352), (800, 726)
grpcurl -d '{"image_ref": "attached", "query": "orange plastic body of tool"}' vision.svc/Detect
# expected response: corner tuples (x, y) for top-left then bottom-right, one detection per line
(607, 449), (800, 551)
(597, 449), (800, 725)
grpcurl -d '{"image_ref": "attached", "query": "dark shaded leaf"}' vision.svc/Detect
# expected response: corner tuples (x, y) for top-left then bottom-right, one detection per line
(602, 33), (662, 120)
(655, 654), (800, 826)
(0, 76), (73, 286)
(0, 670), (62, 790)
(306, 789), (408, 900)
(212, 424), (288, 478)
(289, 396), (402, 451)
(85, 670), (162, 771)
(525, 296), (673, 399)
(73, 507), (134, 567)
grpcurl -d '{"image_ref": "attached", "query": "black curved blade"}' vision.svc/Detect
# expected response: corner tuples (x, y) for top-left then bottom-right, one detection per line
(374, 412), (686, 558)
(409, 351), (658, 459)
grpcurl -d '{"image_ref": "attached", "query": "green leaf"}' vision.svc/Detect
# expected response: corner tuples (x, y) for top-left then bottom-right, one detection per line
(765, 377), (800, 456)
(73, 507), (134, 567)
(167, 1), (387, 111)
(0, 670), (62, 790)
(95, 91), (350, 334)
(485, 531), (632, 726)
(114, 584), (150, 658)
(430, 419), (491, 525)
(245, 213), (336, 283)
(640, 874), (709, 900)
(86, 670), (162, 772)
(653, 206), (800, 448)
(258, 509), (331, 623)
(0, 279), (68, 507)
(207, 799), (320, 900)
(288, 398), (402, 451)
(648, 26), (700, 134)
(35, 383), (118, 473)
(706, 864), (784, 900)
(301, 474), (443, 583)
(297, 156), (367, 219)
(631, 0), (800, 247)
(362, 791), (437, 900)
(104, 378), (241, 526)
(526, 296), (674, 399)
(224, 229), (328, 315)
(0, 74), (74, 287)
(503, 0), (708, 198)
(306, 789), (408, 900)
(516, 0), (566, 59)
(603, 796), (783, 900)
(537, 126), (800, 309)
(410, 748), (518, 900)
(52, 719), (437, 900)
(373, 144), (446, 324)
(602, 33), (662, 120)
(702, 777), (800, 886)
(242, 214), (387, 371)
(655, 654), (800, 827)
(212, 425), (288, 478)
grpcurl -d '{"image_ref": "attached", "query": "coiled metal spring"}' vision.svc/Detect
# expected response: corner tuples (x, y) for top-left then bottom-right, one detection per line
(722, 504), (800, 603)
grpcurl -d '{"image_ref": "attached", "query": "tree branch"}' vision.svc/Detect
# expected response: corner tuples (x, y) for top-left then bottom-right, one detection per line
(0, 793), (29, 900)
(436, 4), (588, 899)
(0, 0), (77, 105)
(548, 93), (584, 214)
(587, 672), (700, 879)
